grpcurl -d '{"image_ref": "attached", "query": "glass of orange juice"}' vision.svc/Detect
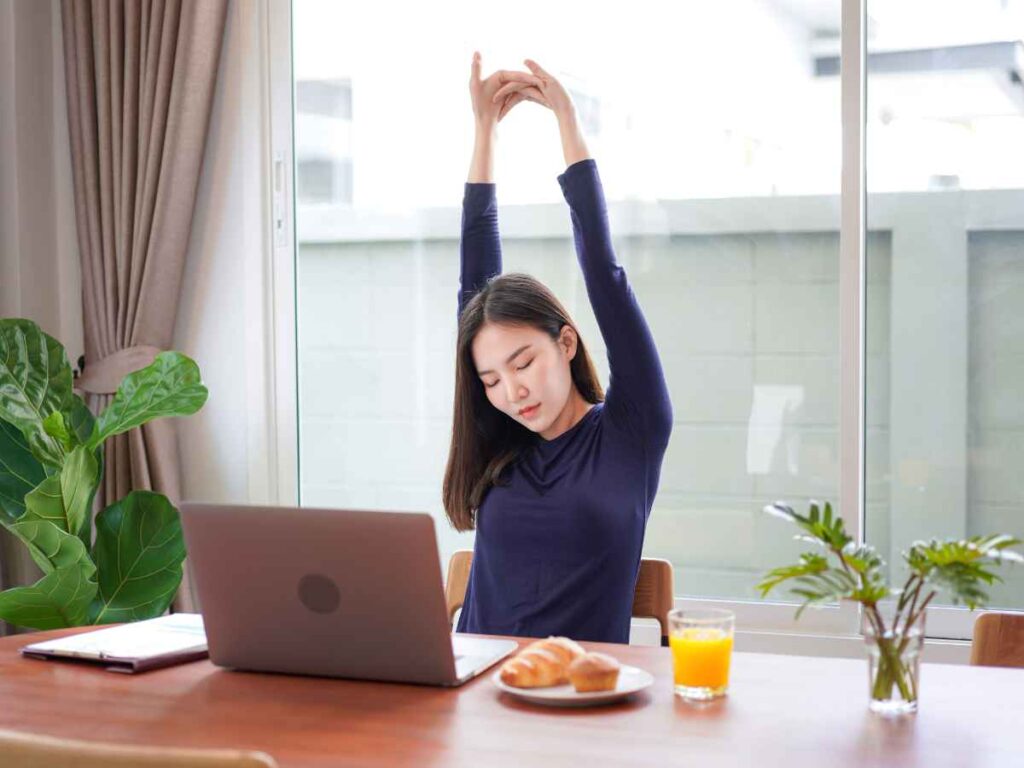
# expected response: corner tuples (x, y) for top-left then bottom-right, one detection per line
(668, 608), (735, 700)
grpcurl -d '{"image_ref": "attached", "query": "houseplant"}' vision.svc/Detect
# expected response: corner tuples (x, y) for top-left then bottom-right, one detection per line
(758, 500), (1021, 714)
(0, 318), (207, 630)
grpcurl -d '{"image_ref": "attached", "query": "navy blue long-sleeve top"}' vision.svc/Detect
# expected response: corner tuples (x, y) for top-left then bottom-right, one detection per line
(455, 159), (673, 643)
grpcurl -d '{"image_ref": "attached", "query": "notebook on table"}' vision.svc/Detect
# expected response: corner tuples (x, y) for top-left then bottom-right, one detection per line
(20, 613), (208, 673)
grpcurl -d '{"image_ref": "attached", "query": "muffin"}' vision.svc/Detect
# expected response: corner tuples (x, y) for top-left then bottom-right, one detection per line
(567, 652), (621, 693)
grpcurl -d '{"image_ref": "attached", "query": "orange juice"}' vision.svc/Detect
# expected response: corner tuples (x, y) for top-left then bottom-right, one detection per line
(670, 627), (733, 689)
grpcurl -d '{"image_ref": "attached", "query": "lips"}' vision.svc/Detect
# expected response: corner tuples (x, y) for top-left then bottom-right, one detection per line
(519, 404), (540, 418)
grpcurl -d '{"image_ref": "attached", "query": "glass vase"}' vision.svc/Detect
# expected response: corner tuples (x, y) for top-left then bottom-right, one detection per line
(862, 606), (925, 715)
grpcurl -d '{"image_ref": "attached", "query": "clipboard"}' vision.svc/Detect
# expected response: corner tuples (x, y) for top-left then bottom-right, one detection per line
(20, 613), (208, 673)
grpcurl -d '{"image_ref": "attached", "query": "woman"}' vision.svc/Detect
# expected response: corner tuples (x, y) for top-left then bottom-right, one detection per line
(442, 53), (672, 643)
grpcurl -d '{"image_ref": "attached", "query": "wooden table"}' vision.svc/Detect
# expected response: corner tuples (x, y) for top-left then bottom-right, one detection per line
(1, 628), (1021, 767)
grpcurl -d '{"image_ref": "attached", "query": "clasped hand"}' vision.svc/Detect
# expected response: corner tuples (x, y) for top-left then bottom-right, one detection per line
(469, 52), (575, 128)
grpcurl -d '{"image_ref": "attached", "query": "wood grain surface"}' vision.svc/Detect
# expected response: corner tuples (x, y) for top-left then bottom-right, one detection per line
(1, 627), (1021, 767)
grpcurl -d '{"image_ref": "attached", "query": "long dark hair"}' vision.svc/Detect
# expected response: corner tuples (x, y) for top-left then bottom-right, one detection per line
(442, 273), (604, 531)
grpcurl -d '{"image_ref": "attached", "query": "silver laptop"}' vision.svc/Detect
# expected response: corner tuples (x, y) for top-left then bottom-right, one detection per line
(179, 503), (516, 686)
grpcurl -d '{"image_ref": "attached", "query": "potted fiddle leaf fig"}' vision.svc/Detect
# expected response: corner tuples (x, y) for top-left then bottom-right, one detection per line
(759, 500), (1021, 715)
(0, 318), (208, 630)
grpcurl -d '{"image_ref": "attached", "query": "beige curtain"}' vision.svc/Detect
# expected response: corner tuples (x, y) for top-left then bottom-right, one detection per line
(62, 0), (228, 612)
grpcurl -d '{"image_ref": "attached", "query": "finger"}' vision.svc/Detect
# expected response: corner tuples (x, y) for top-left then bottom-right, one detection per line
(491, 81), (531, 103)
(498, 93), (524, 122)
(519, 86), (551, 108)
(471, 51), (481, 82)
(523, 59), (550, 79)
(497, 69), (544, 88)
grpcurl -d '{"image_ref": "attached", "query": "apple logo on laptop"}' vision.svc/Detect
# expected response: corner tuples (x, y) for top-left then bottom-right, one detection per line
(297, 573), (341, 614)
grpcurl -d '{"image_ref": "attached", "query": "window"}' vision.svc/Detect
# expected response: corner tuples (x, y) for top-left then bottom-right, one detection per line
(295, 78), (353, 205)
(864, 1), (1024, 614)
(291, 0), (848, 612)
(277, 0), (1024, 644)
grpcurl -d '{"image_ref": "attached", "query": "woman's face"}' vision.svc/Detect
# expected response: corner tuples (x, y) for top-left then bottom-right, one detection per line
(470, 321), (578, 434)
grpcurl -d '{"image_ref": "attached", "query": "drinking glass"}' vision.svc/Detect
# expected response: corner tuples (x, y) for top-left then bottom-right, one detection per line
(669, 608), (735, 700)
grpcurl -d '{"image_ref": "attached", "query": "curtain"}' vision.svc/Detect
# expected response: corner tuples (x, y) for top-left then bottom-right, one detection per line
(61, 0), (228, 613)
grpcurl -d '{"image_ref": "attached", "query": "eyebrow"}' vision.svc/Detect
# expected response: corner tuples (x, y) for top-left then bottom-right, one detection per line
(477, 345), (532, 376)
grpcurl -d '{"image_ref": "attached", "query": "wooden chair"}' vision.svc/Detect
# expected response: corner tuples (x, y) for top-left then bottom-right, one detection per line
(970, 612), (1024, 668)
(0, 728), (278, 768)
(445, 550), (675, 646)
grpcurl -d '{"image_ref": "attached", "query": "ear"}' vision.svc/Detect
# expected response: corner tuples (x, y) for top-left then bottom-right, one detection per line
(558, 324), (579, 361)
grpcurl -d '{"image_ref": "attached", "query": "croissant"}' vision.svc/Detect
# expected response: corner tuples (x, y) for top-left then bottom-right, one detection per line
(499, 636), (587, 688)
(522, 636), (586, 666)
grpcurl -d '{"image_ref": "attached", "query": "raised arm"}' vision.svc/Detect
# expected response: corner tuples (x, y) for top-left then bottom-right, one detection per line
(558, 155), (672, 451)
(500, 59), (672, 449)
(459, 180), (501, 317)
(459, 52), (548, 317)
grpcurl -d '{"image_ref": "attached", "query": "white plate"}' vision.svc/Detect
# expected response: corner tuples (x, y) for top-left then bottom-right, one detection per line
(491, 665), (654, 708)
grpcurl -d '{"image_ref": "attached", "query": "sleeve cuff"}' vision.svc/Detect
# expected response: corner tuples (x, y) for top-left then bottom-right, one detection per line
(463, 182), (497, 213)
(556, 158), (598, 193)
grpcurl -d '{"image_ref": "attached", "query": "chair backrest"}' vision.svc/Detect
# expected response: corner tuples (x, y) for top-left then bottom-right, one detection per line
(970, 612), (1024, 668)
(445, 550), (675, 645)
(445, 550), (474, 626)
(0, 729), (278, 768)
(631, 558), (675, 646)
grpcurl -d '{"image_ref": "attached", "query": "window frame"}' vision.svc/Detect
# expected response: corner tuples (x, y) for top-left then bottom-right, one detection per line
(264, 0), (1015, 654)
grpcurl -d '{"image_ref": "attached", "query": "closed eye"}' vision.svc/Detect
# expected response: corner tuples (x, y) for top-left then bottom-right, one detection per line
(482, 360), (533, 388)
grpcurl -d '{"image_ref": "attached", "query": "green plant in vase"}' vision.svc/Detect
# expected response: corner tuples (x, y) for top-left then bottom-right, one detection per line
(0, 318), (207, 630)
(758, 501), (1021, 714)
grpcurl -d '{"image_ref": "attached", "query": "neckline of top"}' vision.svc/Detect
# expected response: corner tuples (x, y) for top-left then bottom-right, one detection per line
(535, 402), (603, 448)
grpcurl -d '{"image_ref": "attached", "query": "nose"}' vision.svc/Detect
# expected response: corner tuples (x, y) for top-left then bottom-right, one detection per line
(504, 376), (527, 405)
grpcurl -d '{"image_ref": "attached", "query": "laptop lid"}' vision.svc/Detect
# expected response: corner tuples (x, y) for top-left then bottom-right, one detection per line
(180, 503), (464, 685)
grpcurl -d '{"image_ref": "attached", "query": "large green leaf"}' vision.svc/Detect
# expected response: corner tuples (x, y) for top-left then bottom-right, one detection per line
(0, 319), (74, 468)
(66, 393), (96, 446)
(8, 515), (95, 576)
(0, 561), (98, 630)
(19, 445), (98, 543)
(0, 419), (46, 526)
(88, 352), (207, 449)
(88, 491), (185, 625)
(60, 445), (99, 543)
(43, 411), (75, 452)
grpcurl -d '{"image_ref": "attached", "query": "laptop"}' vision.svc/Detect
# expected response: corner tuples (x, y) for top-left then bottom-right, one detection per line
(179, 502), (516, 686)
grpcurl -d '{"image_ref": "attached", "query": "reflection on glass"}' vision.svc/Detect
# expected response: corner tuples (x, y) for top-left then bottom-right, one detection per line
(747, 385), (806, 476)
